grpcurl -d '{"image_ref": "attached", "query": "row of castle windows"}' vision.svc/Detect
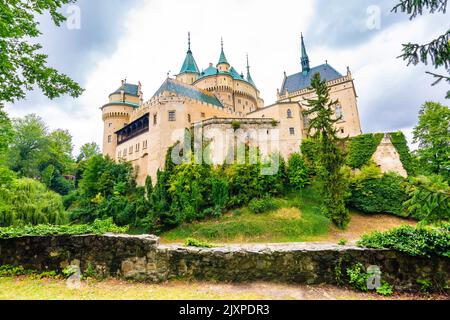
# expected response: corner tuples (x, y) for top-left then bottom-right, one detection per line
(118, 140), (148, 158)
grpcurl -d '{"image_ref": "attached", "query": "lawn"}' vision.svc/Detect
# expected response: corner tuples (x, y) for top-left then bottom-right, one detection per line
(1, 277), (445, 300)
(160, 189), (415, 244)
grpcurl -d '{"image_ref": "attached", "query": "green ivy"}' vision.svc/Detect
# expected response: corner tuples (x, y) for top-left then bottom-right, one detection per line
(357, 224), (450, 258)
(390, 132), (415, 175)
(0, 218), (128, 239)
(347, 133), (384, 169)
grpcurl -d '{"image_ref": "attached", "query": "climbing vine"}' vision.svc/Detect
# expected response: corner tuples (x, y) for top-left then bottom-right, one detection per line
(390, 132), (415, 175)
(347, 133), (384, 169)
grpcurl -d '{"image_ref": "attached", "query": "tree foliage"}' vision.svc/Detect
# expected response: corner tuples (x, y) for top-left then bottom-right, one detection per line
(304, 73), (350, 228)
(347, 133), (384, 169)
(287, 153), (310, 190)
(413, 102), (450, 180)
(392, 0), (450, 98)
(0, 0), (83, 103)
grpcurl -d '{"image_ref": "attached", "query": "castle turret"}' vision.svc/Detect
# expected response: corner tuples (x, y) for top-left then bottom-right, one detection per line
(176, 32), (200, 85)
(217, 38), (230, 72)
(101, 80), (141, 158)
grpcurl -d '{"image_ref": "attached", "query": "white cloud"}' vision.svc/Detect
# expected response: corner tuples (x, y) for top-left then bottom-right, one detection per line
(5, 0), (449, 153)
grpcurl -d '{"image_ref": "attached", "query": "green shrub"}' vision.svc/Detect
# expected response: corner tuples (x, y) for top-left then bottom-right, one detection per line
(0, 178), (67, 227)
(349, 169), (409, 217)
(346, 263), (369, 292)
(376, 282), (394, 296)
(357, 224), (450, 258)
(338, 239), (347, 246)
(287, 153), (310, 190)
(184, 237), (214, 248)
(347, 133), (384, 169)
(404, 175), (450, 223)
(390, 131), (415, 175)
(248, 197), (279, 214)
(0, 218), (128, 239)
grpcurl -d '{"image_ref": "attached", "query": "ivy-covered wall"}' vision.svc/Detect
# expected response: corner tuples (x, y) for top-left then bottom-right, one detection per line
(389, 132), (415, 175)
(347, 133), (384, 169)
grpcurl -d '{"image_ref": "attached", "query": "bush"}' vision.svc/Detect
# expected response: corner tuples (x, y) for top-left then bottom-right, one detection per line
(0, 218), (128, 239)
(248, 197), (279, 214)
(357, 224), (450, 258)
(404, 175), (450, 223)
(184, 237), (214, 248)
(287, 153), (310, 190)
(0, 178), (67, 227)
(349, 166), (409, 217)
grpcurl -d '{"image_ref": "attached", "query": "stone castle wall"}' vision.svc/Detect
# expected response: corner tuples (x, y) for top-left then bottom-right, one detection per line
(1, 234), (448, 293)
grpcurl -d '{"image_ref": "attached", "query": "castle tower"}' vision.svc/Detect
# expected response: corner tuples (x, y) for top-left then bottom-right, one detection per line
(246, 54), (256, 87)
(176, 32), (200, 85)
(101, 80), (141, 158)
(300, 33), (310, 75)
(217, 38), (230, 72)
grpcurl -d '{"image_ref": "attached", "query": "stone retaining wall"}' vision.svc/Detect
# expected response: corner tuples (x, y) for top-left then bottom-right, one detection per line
(0, 234), (448, 293)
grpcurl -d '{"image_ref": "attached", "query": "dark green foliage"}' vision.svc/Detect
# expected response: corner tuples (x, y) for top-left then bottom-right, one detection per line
(0, 178), (66, 227)
(0, 0), (83, 103)
(346, 263), (369, 292)
(347, 133), (384, 169)
(358, 224), (450, 258)
(390, 132), (415, 175)
(392, 0), (449, 98)
(0, 105), (13, 159)
(184, 237), (214, 248)
(287, 153), (310, 190)
(413, 102), (450, 180)
(300, 138), (319, 175)
(349, 170), (409, 217)
(210, 175), (229, 214)
(405, 175), (450, 223)
(304, 73), (350, 228)
(0, 218), (128, 239)
(248, 197), (279, 214)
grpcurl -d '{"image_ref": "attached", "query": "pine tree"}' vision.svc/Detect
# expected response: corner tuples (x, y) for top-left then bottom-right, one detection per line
(392, 0), (449, 98)
(304, 73), (350, 228)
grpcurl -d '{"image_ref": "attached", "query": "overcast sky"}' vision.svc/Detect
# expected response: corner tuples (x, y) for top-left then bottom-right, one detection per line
(5, 0), (449, 154)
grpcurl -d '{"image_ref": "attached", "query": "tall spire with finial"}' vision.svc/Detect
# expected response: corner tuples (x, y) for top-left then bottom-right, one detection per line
(218, 37), (229, 67)
(179, 31), (199, 74)
(246, 53), (256, 87)
(301, 33), (310, 75)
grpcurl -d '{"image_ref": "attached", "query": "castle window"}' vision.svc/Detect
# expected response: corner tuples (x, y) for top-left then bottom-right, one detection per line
(143, 140), (148, 149)
(108, 135), (112, 143)
(238, 99), (241, 104)
(108, 123), (112, 128)
(201, 112), (205, 118)
(187, 114), (191, 123)
(287, 109), (293, 118)
(129, 146), (133, 154)
(168, 111), (176, 121)
(303, 114), (309, 128)
(153, 114), (157, 125)
(340, 128), (345, 134)
(135, 143), (140, 152)
(335, 105), (343, 120)
(118, 151), (122, 158)
(289, 128), (295, 135)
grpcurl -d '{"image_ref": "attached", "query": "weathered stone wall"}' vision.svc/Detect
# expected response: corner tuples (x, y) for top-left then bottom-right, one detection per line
(372, 133), (408, 178)
(0, 235), (448, 293)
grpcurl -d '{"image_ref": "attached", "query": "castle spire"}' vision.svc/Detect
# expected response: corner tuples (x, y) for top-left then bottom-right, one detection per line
(246, 54), (256, 87)
(218, 37), (229, 66)
(301, 33), (310, 75)
(179, 32), (199, 74)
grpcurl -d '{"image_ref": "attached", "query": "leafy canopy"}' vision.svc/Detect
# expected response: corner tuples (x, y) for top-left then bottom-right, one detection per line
(0, 0), (83, 103)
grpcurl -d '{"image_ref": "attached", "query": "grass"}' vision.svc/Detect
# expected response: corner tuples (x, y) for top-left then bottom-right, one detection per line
(161, 189), (331, 244)
(0, 277), (446, 300)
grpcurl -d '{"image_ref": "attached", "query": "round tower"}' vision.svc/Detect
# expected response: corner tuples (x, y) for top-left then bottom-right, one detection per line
(217, 38), (230, 72)
(101, 80), (141, 159)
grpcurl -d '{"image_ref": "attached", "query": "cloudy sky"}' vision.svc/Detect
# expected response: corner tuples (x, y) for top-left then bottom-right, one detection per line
(5, 0), (449, 154)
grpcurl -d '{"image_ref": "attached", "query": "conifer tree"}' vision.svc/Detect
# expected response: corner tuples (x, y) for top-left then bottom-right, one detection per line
(304, 73), (350, 228)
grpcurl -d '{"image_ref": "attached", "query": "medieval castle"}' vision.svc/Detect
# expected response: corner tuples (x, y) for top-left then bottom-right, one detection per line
(101, 34), (364, 184)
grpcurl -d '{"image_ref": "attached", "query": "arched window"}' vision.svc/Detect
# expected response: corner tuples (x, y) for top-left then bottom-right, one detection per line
(287, 109), (293, 118)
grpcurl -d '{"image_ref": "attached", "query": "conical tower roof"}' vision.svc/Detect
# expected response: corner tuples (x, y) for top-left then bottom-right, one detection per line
(179, 32), (200, 74)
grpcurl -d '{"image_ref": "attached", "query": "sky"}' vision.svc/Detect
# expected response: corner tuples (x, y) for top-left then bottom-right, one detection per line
(5, 0), (449, 155)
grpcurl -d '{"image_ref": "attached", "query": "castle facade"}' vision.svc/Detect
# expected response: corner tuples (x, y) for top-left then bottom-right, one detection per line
(101, 34), (363, 184)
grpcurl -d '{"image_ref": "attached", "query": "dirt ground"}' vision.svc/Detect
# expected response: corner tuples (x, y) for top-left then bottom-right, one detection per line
(0, 277), (447, 300)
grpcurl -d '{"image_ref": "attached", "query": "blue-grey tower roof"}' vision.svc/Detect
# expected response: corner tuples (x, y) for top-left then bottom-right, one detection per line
(301, 33), (310, 75)
(246, 54), (256, 87)
(179, 32), (200, 74)
(217, 38), (230, 66)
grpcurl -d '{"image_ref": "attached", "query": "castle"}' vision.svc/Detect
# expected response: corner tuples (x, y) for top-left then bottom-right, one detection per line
(101, 34), (363, 185)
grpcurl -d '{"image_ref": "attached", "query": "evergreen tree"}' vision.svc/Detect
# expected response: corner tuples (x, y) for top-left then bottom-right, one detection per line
(392, 0), (449, 98)
(304, 73), (350, 228)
